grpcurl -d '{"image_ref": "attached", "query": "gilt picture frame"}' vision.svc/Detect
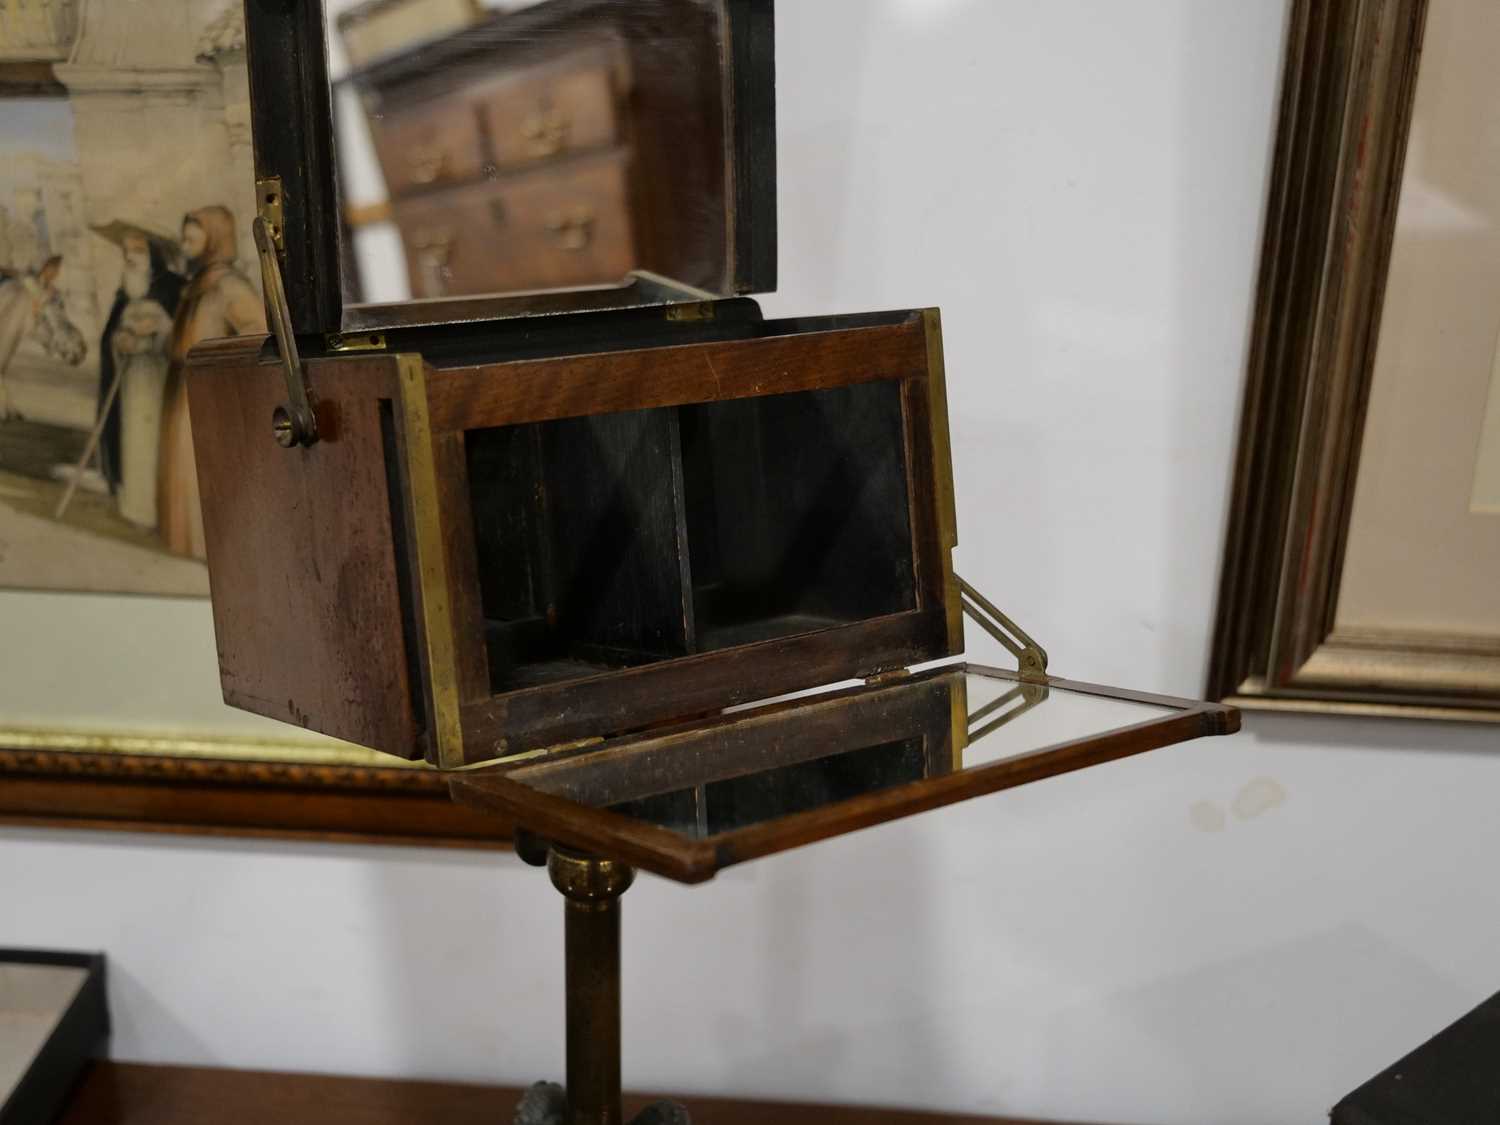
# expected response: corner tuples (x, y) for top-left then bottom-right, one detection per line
(1207, 0), (1500, 723)
(0, 0), (506, 846)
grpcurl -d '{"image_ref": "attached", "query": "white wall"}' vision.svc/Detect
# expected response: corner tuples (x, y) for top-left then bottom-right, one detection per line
(5, 3), (1500, 1123)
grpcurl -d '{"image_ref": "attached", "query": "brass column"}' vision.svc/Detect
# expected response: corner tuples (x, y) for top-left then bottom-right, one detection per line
(548, 848), (635, 1125)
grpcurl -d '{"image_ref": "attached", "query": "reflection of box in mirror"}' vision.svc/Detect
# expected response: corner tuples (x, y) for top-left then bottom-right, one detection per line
(330, 0), (749, 310)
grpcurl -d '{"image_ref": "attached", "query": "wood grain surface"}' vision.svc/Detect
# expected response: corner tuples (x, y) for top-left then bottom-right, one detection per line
(423, 320), (928, 433)
(188, 341), (424, 759)
(56, 1063), (1100, 1125)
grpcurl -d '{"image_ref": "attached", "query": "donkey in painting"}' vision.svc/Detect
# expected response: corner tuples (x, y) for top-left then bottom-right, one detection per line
(0, 256), (88, 420)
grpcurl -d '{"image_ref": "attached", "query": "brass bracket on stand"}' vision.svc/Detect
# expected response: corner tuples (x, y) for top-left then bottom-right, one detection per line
(955, 573), (1049, 682)
(253, 177), (318, 449)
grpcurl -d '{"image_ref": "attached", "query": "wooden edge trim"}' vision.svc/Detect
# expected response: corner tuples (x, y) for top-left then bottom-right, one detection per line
(423, 320), (928, 433)
(450, 774), (714, 882)
(0, 748), (511, 848)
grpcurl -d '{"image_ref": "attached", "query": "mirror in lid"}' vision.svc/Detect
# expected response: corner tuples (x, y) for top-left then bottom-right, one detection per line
(321, 0), (774, 329)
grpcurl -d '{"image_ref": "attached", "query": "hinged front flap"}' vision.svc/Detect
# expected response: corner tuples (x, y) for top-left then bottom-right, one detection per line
(400, 306), (961, 767)
(450, 664), (1241, 883)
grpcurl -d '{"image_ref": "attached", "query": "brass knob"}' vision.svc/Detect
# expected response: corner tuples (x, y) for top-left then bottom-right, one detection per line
(272, 405), (297, 448)
(522, 106), (570, 159)
(411, 227), (455, 297)
(544, 206), (595, 251)
(408, 144), (447, 185)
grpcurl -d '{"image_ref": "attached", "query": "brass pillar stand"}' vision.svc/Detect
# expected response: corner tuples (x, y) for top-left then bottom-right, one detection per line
(514, 847), (690, 1125)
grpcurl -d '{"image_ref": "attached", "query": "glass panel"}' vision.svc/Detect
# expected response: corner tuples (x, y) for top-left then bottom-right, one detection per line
(501, 669), (1180, 840)
(325, 0), (739, 311)
(465, 381), (917, 692)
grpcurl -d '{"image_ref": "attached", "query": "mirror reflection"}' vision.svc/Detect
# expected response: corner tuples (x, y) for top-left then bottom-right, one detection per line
(326, 0), (739, 309)
(499, 670), (1182, 840)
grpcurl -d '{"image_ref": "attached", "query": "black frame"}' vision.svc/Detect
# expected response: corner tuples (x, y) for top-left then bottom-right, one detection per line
(243, 0), (778, 337)
(0, 950), (109, 1125)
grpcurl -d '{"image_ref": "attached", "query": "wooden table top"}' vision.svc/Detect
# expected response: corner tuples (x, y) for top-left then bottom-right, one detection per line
(57, 1062), (1096, 1125)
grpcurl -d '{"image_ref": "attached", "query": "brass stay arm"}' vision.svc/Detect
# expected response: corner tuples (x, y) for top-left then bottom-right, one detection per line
(253, 177), (318, 448)
(955, 573), (1049, 681)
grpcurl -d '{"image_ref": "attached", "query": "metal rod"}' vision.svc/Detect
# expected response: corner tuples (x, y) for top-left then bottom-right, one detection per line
(251, 215), (317, 448)
(549, 849), (635, 1125)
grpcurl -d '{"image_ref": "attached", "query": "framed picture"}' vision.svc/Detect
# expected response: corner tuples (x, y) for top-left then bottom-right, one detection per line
(0, 0), (505, 844)
(1208, 0), (1500, 723)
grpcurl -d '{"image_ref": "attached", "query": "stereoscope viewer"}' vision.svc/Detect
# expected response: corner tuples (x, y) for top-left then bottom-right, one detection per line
(190, 3), (1238, 1121)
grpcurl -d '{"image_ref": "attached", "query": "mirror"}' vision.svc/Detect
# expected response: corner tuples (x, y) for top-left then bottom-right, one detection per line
(323, 0), (765, 323)
(501, 670), (1199, 839)
(449, 666), (1216, 883)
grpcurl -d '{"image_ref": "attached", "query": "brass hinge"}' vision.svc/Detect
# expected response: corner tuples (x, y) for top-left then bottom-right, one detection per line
(251, 178), (318, 449)
(664, 301), (716, 323)
(327, 331), (388, 352)
(956, 573), (1049, 682)
(256, 176), (285, 255)
(442, 734), (605, 773)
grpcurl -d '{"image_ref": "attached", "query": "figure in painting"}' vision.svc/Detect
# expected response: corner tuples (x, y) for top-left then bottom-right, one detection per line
(52, 225), (185, 524)
(93, 224), (185, 512)
(0, 257), (87, 420)
(158, 205), (265, 559)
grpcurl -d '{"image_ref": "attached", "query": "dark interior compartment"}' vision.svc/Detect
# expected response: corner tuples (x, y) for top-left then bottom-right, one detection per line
(607, 738), (931, 837)
(465, 381), (917, 694)
(679, 381), (917, 651)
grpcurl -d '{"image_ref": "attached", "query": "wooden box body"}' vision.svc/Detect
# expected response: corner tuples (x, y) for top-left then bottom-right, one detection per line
(188, 305), (961, 768)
